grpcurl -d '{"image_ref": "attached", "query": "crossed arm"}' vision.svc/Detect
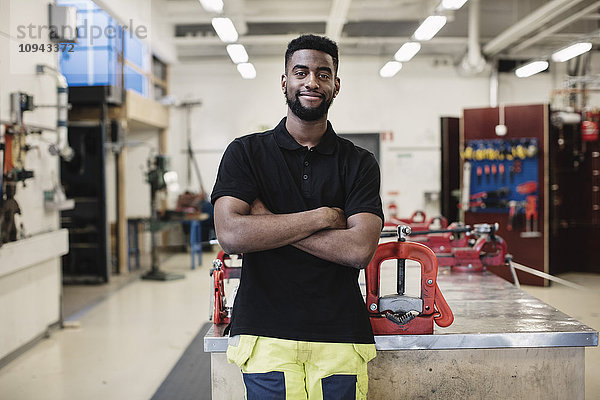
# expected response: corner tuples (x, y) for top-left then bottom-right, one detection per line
(213, 196), (383, 269)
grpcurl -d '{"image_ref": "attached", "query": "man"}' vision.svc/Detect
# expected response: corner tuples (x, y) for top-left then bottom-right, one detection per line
(211, 34), (383, 400)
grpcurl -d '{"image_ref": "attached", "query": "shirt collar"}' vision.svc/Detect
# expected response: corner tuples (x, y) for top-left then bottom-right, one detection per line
(274, 117), (337, 155)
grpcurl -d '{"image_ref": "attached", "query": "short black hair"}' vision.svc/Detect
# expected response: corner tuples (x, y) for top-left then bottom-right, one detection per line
(285, 34), (339, 74)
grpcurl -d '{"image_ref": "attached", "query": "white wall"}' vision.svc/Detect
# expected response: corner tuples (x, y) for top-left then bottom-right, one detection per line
(167, 54), (569, 220)
(0, 0), (68, 361)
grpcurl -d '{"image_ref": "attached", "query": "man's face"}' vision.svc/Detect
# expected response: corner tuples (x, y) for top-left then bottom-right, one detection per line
(282, 49), (340, 121)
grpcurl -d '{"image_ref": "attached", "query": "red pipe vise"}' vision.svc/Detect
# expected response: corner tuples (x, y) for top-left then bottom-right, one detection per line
(409, 223), (508, 273)
(210, 250), (242, 325)
(366, 227), (454, 335)
(410, 222), (470, 255)
(385, 210), (448, 232)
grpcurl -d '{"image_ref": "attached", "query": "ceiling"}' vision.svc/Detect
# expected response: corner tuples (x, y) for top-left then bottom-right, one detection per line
(165, 0), (600, 67)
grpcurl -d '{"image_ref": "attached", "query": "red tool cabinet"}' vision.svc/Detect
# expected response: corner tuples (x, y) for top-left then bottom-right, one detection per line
(462, 103), (600, 285)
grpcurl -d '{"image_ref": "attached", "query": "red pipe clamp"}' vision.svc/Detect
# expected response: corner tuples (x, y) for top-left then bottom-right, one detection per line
(365, 241), (454, 335)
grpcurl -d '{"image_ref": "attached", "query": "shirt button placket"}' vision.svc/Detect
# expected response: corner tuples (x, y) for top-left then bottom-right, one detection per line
(302, 152), (312, 193)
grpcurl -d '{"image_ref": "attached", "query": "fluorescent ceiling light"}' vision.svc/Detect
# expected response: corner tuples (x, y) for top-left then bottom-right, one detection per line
(199, 0), (223, 14)
(379, 61), (402, 78)
(551, 42), (593, 62)
(440, 0), (468, 10)
(237, 62), (256, 79)
(515, 60), (549, 78)
(394, 42), (421, 62)
(226, 44), (249, 64)
(413, 16), (447, 41)
(212, 17), (238, 43)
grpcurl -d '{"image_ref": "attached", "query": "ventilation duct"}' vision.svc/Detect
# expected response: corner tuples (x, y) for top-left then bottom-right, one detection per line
(458, 0), (486, 76)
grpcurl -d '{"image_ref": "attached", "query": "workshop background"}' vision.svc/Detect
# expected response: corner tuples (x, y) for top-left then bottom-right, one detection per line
(0, 0), (599, 399)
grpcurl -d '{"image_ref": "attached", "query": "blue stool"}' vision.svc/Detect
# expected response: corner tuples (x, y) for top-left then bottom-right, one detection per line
(184, 220), (202, 270)
(127, 219), (141, 271)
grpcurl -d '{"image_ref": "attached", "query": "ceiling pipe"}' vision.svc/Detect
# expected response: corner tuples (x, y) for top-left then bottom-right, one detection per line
(226, 0), (248, 36)
(36, 64), (74, 162)
(459, 0), (486, 75)
(510, 0), (600, 55)
(489, 59), (499, 108)
(483, 0), (586, 57)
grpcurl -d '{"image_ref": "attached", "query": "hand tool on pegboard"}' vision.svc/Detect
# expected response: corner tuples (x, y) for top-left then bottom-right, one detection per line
(525, 195), (538, 233)
(516, 181), (537, 195)
(468, 187), (510, 211)
(367, 225), (454, 335)
(507, 201), (518, 231)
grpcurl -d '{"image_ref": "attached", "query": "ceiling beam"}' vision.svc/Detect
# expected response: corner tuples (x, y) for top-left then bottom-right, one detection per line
(165, 14), (330, 25)
(482, 0), (587, 57)
(581, 12), (600, 19)
(326, 0), (353, 41)
(173, 34), (472, 47)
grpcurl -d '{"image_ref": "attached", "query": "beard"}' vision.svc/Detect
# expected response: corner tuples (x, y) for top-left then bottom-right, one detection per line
(285, 89), (333, 121)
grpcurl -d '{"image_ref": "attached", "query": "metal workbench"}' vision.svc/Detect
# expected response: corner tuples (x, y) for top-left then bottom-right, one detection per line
(205, 270), (598, 399)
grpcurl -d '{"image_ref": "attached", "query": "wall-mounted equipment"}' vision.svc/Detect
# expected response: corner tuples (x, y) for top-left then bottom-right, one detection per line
(5, 92), (36, 184)
(463, 104), (547, 285)
(48, 4), (78, 42)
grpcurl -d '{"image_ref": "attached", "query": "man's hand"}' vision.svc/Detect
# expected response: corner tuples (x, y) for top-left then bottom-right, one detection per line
(327, 207), (347, 229)
(292, 212), (382, 269)
(250, 198), (271, 215)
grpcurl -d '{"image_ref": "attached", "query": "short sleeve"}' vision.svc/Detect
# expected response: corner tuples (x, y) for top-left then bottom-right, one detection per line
(344, 152), (384, 226)
(211, 139), (259, 205)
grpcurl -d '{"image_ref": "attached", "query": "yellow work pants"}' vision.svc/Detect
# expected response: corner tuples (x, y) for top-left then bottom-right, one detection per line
(226, 335), (376, 400)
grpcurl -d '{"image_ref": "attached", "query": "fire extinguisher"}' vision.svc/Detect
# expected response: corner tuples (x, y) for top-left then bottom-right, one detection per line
(582, 110), (600, 142)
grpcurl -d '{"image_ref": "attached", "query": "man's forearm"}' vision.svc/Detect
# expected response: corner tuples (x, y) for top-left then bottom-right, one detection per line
(214, 197), (345, 254)
(217, 211), (323, 253)
(292, 214), (382, 269)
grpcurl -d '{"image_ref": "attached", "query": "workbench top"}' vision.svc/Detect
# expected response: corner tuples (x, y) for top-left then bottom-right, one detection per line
(204, 270), (598, 352)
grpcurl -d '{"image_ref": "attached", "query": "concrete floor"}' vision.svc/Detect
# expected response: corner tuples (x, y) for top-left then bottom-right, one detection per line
(521, 272), (600, 400)
(0, 249), (598, 399)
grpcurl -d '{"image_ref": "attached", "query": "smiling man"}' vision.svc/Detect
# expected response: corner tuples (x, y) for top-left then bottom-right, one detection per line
(211, 34), (384, 400)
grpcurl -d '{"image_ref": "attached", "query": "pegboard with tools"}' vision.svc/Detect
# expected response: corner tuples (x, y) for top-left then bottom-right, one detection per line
(463, 104), (548, 286)
(463, 138), (540, 234)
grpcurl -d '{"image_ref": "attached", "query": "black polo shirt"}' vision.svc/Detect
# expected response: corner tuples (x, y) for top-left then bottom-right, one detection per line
(211, 117), (384, 343)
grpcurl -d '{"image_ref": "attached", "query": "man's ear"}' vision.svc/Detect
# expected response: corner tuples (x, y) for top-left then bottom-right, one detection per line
(281, 74), (287, 93)
(334, 77), (341, 97)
